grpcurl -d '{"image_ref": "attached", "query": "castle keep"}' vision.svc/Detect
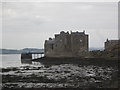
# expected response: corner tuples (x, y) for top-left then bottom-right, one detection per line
(44, 31), (89, 57)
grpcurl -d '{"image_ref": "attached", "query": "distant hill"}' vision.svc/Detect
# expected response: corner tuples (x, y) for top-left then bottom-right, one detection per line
(0, 48), (44, 54)
(21, 48), (44, 53)
(0, 49), (20, 54)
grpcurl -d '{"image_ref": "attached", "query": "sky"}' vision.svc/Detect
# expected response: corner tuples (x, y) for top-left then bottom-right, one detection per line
(1, 1), (118, 49)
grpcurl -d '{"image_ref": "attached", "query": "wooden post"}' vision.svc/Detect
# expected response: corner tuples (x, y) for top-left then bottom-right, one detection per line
(37, 54), (39, 58)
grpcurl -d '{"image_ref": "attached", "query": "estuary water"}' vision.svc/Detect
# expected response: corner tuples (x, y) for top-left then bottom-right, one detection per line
(0, 54), (21, 68)
(0, 54), (42, 68)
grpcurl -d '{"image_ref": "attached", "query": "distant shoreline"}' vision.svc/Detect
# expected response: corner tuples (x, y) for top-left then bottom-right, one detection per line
(0, 53), (21, 54)
(0, 48), (44, 54)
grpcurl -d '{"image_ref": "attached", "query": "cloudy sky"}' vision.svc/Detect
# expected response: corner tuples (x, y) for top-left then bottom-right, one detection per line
(1, 1), (118, 49)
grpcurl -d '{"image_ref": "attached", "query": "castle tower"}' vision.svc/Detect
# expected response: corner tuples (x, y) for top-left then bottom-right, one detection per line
(44, 31), (89, 57)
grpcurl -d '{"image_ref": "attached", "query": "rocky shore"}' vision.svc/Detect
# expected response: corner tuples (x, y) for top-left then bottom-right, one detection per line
(1, 59), (119, 89)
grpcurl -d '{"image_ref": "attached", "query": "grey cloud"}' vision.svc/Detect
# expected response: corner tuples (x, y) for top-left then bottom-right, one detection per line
(2, 2), (118, 49)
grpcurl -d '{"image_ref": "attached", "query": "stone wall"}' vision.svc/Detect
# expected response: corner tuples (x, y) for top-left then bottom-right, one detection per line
(105, 39), (120, 51)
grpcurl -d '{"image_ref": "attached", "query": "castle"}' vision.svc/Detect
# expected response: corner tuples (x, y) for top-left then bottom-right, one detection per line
(44, 31), (89, 57)
(105, 39), (120, 51)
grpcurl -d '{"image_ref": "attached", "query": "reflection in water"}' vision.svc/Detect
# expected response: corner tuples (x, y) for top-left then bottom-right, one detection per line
(21, 59), (32, 64)
(21, 58), (42, 66)
(32, 61), (42, 66)
(21, 53), (44, 65)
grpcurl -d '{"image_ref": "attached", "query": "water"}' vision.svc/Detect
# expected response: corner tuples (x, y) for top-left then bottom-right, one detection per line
(0, 54), (21, 68)
(0, 54), (43, 68)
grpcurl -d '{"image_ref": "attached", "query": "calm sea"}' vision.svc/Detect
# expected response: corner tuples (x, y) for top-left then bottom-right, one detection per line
(0, 54), (21, 68)
(0, 54), (43, 68)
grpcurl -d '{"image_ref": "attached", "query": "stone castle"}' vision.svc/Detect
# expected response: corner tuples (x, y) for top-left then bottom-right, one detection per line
(105, 39), (120, 51)
(44, 31), (89, 57)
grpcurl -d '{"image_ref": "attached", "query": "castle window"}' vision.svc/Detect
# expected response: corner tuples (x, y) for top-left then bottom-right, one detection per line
(80, 39), (82, 42)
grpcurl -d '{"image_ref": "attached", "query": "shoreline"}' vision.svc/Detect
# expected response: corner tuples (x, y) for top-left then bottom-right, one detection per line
(32, 57), (119, 67)
(1, 63), (118, 89)
(1, 57), (119, 89)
